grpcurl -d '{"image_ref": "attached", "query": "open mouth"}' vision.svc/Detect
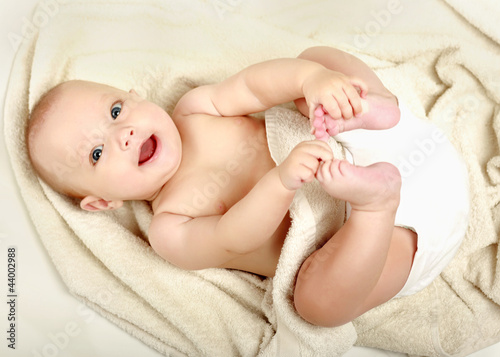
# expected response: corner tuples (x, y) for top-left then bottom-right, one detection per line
(138, 135), (158, 165)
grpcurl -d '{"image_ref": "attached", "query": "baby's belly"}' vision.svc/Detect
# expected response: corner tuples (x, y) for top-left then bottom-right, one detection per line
(218, 212), (291, 277)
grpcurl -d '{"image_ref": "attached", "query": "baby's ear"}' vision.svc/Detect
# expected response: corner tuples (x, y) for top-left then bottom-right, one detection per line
(80, 196), (123, 211)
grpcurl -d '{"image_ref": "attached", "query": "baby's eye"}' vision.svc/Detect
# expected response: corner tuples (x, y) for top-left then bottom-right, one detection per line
(111, 102), (122, 119)
(91, 145), (103, 165)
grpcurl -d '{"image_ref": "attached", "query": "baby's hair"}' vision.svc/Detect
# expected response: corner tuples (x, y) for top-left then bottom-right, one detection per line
(26, 82), (82, 198)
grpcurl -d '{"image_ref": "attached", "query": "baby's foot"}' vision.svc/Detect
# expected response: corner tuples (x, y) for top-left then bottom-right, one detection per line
(316, 159), (401, 212)
(313, 94), (400, 138)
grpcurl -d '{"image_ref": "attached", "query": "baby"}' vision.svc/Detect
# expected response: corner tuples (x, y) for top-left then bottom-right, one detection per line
(27, 46), (469, 327)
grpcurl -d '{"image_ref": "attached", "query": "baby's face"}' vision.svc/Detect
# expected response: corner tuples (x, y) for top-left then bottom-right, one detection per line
(35, 80), (182, 204)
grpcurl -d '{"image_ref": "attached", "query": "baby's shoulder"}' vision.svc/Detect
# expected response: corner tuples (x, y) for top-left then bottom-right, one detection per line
(151, 178), (196, 217)
(172, 85), (222, 120)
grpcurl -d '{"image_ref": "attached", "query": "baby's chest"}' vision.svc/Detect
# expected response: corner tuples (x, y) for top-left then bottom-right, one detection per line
(160, 115), (275, 217)
(163, 154), (267, 218)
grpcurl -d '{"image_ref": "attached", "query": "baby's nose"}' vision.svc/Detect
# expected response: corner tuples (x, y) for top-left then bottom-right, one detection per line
(119, 127), (135, 150)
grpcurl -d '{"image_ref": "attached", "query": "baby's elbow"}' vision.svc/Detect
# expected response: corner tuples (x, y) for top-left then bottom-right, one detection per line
(149, 238), (200, 271)
(148, 226), (189, 269)
(149, 233), (180, 266)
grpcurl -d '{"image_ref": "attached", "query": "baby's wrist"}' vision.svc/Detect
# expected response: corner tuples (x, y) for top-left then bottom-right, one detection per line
(274, 166), (299, 192)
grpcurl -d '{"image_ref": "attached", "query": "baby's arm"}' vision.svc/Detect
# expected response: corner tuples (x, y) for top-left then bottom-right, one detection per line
(149, 141), (332, 270)
(173, 55), (366, 121)
(149, 168), (293, 269)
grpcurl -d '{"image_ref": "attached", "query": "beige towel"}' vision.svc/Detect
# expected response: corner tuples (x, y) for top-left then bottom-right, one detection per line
(4, 0), (500, 356)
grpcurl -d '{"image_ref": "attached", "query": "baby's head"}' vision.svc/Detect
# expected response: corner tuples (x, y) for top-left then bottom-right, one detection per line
(27, 80), (182, 211)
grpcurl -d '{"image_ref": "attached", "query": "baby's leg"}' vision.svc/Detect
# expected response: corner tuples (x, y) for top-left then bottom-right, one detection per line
(293, 159), (417, 327)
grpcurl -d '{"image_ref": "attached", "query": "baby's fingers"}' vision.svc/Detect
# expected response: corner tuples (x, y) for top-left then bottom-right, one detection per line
(345, 78), (368, 117)
(321, 91), (346, 120)
(316, 160), (334, 182)
(293, 140), (334, 166)
(309, 140), (334, 162)
(322, 84), (358, 120)
(350, 77), (368, 98)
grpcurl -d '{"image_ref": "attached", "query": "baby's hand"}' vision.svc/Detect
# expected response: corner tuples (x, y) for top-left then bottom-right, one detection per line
(278, 141), (333, 190)
(303, 68), (367, 139)
(311, 100), (370, 140)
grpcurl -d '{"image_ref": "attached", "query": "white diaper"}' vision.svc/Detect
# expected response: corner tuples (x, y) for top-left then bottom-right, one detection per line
(337, 102), (470, 298)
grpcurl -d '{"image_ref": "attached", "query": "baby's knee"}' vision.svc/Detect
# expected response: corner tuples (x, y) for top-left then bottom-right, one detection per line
(294, 284), (351, 327)
(294, 256), (351, 327)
